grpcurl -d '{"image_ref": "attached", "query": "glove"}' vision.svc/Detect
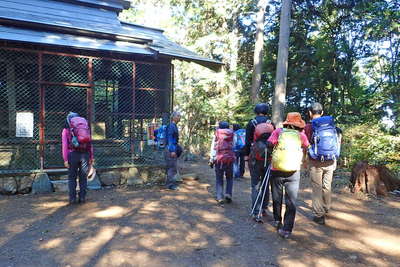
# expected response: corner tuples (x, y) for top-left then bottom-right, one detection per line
(208, 160), (214, 169)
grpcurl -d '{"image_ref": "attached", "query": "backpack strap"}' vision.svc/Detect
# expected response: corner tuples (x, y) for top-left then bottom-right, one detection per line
(251, 119), (258, 128)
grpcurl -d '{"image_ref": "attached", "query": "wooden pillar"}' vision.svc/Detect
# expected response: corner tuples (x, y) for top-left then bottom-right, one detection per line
(38, 52), (45, 170)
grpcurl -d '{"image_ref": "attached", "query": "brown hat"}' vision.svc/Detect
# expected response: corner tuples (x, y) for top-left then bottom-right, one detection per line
(282, 112), (305, 129)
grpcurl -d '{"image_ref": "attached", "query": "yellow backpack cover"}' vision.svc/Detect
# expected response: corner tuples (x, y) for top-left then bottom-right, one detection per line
(272, 129), (303, 172)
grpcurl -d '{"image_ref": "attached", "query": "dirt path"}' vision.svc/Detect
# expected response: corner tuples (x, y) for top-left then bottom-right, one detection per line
(0, 160), (399, 267)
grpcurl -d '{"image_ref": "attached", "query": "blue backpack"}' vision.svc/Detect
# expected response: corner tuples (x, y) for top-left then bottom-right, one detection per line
(156, 125), (167, 149)
(308, 116), (340, 161)
(234, 129), (246, 152)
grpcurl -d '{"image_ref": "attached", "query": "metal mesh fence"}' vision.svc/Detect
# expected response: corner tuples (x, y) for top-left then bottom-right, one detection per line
(0, 47), (172, 173)
(0, 49), (40, 172)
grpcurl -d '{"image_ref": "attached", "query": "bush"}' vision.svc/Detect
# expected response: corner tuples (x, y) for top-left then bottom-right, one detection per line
(341, 123), (400, 173)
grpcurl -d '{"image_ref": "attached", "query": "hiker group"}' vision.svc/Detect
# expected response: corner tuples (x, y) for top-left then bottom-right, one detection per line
(61, 102), (341, 239)
(207, 102), (342, 239)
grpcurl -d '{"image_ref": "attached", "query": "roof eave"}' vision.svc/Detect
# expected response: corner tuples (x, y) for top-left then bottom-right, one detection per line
(159, 54), (223, 72)
(57, 0), (131, 13)
(0, 18), (153, 45)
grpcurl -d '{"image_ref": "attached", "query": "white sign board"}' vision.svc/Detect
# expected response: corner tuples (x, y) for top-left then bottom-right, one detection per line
(16, 112), (34, 138)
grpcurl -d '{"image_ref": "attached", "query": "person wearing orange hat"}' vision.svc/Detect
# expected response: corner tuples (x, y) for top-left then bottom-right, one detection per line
(267, 112), (310, 238)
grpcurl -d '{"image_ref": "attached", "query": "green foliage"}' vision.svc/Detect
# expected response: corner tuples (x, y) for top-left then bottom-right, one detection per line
(120, 0), (400, 166)
(341, 123), (400, 172)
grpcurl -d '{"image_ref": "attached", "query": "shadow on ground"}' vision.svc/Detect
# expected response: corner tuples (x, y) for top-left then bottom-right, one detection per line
(0, 160), (399, 267)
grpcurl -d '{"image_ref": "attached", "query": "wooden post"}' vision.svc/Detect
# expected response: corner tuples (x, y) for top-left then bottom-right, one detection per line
(38, 52), (45, 170)
(272, 0), (292, 127)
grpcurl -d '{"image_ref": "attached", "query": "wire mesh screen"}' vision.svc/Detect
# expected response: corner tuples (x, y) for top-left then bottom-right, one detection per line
(0, 49), (40, 172)
(0, 47), (172, 173)
(44, 85), (88, 168)
(134, 63), (171, 163)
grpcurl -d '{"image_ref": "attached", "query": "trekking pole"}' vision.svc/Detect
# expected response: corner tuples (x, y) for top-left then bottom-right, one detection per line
(257, 164), (271, 218)
(250, 163), (271, 216)
(264, 148), (267, 167)
(250, 170), (268, 216)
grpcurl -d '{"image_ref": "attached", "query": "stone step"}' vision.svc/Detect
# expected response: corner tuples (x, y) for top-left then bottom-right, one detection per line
(50, 176), (102, 192)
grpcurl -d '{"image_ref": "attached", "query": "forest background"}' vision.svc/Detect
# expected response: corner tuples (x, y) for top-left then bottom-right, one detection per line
(120, 0), (400, 172)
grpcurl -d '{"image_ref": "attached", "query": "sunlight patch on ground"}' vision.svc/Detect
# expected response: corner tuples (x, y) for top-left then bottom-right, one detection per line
(279, 256), (341, 267)
(335, 238), (370, 253)
(191, 210), (232, 223)
(357, 228), (400, 257)
(73, 226), (119, 266)
(384, 199), (400, 209)
(120, 226), (133, 235)
(296, 225), (325, 237)
(40, 237), (64, 249)
(94, 250), (163, 267)
(205, 198), (219, 204)
(137, 231), (185, 252)
(333, 212), (366, 224)
(332, 201), (375, 216)
(68, 214), (95, 227)
(279, 256), (309, 267)
(195, 223), (217, 234)
(93, 206), (129, 219)
(37, 201), (66, 208)
(137, 201), (161, 215)
(185, 231), (208, 247)
(314, 258), (342, 267)
(328, 217), (360, 231)
(5, 223), (28, 235)
(365, 256), (392, 267)
(173, 195), (188, 201)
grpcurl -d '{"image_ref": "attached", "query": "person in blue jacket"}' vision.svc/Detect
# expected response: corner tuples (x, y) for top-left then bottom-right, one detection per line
(233, 123), (246, 178)
(165, 111), (182, 190)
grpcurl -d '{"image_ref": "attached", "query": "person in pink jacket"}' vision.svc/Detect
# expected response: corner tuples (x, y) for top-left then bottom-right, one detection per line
(62, 112), (93, 204)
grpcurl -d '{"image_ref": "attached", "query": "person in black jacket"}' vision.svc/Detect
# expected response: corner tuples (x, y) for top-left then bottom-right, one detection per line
(244, 103), (274, 222)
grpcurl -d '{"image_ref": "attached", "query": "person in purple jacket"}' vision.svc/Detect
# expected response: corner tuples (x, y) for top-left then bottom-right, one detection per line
(62, 112), (94, 204)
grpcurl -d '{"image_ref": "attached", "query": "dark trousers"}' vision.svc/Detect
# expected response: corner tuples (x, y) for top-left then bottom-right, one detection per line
(233, 151), (245, 178)
(215, 162), (233, 200)
(271, 170), (300, 232)
(249, 158), (270, 215)
(68, 151), (89, 201)
(164, 150), (178, 188)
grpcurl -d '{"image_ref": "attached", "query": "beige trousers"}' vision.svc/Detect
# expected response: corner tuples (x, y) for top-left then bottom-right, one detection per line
(309, 159), (337, 217)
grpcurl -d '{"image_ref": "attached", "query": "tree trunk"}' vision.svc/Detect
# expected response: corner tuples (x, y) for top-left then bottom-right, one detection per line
(272, 0), (291, 126)
(251, 0), (268, 104)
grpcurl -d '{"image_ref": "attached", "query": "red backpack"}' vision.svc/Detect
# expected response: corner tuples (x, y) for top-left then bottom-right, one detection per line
(215, 129), (235, 164)
(251, 121), (274, 161)
(69, 117), (91, 151)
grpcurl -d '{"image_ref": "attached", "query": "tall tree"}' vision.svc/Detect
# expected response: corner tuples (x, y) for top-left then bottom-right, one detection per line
(251, 0), (268, 103)
(272, 0), (291, 126)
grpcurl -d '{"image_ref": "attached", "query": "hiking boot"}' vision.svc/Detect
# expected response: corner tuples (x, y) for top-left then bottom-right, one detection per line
(168, 185), (180, 191)
(225, 195), (232, 203)
(217, 199), (225, 206)
(313, 216), (325, 225)
(273, 220), (283, 230)
(252, 215), (263, 223)
(278, 229), (291, 239)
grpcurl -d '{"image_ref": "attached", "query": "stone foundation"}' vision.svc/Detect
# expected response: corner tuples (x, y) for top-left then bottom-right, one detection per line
(0, 165), (166, 195)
